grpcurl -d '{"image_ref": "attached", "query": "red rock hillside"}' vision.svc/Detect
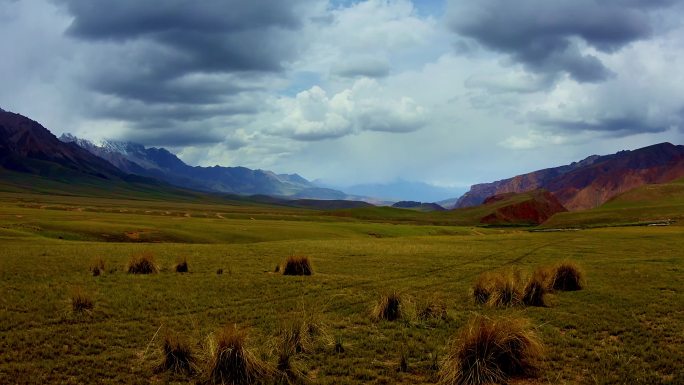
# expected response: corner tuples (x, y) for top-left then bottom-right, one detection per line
(479, 190), (568, 225)
(455, 143), (684, 211)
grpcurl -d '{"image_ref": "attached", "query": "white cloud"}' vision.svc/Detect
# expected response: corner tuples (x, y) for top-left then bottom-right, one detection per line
(270, 79), (427, 141)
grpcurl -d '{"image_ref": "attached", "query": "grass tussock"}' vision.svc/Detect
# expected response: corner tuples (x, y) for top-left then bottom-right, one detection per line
(439, 315), (543, 385)
(90, 257), (105, 276)
(373, 291), (403, 321)
(127, 251), (159, 274)
(206, 325), (272, 385)
(280, 256), (313, 276)
(275, 330), (308, 385)
(156, 332), (197, 375)
(174, 257), (189, 273)
(551, 262), (584, 291)
(485, 270), (523, 308)
(522, 267), (552, 307)
(471, 272), (496, 305)
(71, 287), (94, 312)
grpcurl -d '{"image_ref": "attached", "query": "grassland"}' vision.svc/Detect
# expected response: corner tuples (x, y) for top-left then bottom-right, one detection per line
(0, 191), (682, 384)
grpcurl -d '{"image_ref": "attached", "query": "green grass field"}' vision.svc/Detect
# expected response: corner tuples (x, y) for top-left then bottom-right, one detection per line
(0, 191), (682, 384)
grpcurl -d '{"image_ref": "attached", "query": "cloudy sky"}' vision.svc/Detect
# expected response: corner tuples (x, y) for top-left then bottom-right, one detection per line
(2, 0), (684, 192)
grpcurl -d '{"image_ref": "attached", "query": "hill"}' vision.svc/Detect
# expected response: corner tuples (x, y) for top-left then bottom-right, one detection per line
(59, 133), (348, 199)
(391, 201), (446, 212)
(454, 189), (567, 226)
(542, 177), (684, 228)
(454, 143), (684, 211)
(0, 108), (127, 180)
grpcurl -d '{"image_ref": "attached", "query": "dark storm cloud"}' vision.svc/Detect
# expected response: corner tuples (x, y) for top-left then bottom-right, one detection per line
(540, 117), (670, 135)
(447, 0), (675, 83)
(55, 0), (318, 145)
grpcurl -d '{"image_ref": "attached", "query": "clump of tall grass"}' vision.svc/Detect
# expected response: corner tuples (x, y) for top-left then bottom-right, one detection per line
(127, 251), (159, 274)
(71, 287), (94, 312)
(486, 270), (523, 308)
(280, 256), (313, 276)
(90, 257), (106, 276)
(155, 332), (197, 375)
(471, 272), (496, 304)
(174, 257), (189, 273)
(472, 270), (523, 308)
(551, 262), (584, 291)
(522, 267), (552, 307)
(439, 315), (543, 385)
(372, 291), (403, 321)
(206, 325), (272, 385)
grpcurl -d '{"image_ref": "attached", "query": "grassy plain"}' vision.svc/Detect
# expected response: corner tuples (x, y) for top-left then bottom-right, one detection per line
(0, 191), (682, 384)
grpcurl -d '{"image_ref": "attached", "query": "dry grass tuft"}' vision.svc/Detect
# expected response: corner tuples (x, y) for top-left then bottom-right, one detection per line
(486, 270), (523, 308)
(127, 251), (159, 274)
(471, 272), (496, 304)
(174, 258), (189, 273)
(156, 332), (197, 375)
(90, 257), (105, 277)
(275, 329), (309, 385)
(206, 325), (272, 385)
(522, 268), (551, 307)
(372, 291), (403, 321)
(439, 315), (543, 385)
(71, 287), (94, 312)
(280, 256), (313, 276)
(551, 262), (584, 291)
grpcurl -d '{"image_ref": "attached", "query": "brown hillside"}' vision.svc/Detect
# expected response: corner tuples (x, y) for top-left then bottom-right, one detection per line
(456, 143), (684, 211)
(479, 190), (567, 225)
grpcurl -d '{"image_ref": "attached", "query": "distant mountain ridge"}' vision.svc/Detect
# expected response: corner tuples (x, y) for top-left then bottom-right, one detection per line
(59, 133), (349, 199)
(455, 143), (684, 211)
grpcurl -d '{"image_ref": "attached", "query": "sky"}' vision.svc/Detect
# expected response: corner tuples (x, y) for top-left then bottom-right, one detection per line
(2, 0), (684, 191)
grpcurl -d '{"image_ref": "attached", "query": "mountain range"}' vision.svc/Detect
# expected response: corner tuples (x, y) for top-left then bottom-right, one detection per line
(454, 143), (684, 211)
(58, 133), (350, 200)
(4, 107), (684, 220)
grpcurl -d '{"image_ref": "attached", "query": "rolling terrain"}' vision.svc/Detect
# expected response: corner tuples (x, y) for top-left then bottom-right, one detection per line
(543, 176), (684, 228)
(455, 143), (684, 211)
(0, 189), (681, 384)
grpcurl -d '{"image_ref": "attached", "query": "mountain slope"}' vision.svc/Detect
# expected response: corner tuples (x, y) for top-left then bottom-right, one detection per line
(453, 189), (567, 225)
(60, 134), (348, 199)
(0, 109), (127, 180)
(455, 143), (684, 211)
(542, 177), (684, 228)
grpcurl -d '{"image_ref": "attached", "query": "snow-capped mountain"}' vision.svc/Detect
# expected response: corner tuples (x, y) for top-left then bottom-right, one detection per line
(59, 134), (347, 199)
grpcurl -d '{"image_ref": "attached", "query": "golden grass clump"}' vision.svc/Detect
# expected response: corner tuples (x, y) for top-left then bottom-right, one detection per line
(486, 270), (523, 308)
(439, 316), (543, 385)
(471, 272), (496, 304)
(281, 256), (313, 276)
(90, 257), (106, 276)
(373, 291), (403, 321)
(551, 262), (584, 291)
(522, 267), (551, 307)
(127, 251), (159, 274)
(156, 332), (197, 375)
(174, 257), (189, 273)
(207, 325), (272, 385)
(71, 287), (94, 312)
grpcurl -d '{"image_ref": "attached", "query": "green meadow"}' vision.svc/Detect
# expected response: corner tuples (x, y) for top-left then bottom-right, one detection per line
(0, 192), (682, 384)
